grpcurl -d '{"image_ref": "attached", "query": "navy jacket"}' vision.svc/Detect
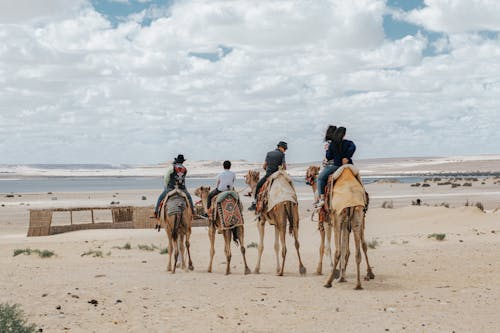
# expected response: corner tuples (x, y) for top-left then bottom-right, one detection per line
(325, 140), (356, 167)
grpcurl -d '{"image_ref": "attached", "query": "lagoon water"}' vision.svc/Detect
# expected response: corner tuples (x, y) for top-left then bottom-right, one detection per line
(0, 176), (425, 194)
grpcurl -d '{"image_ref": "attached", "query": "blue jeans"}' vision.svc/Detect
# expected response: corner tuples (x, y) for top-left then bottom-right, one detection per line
(155, 187), (195, 215)
(317, 165), (339, 196)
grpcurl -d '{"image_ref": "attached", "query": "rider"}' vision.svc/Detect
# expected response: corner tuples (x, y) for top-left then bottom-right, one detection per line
(248, 141), (287, 211)
(154, 154), (195, 217)
(316, 126), (355, 208)
(206, 160), (236, 212)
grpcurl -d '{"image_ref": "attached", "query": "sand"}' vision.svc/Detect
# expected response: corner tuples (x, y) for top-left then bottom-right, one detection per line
(1, 181), (500, 332)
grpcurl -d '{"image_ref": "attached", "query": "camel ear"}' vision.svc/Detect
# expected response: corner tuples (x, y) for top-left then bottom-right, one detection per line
(208, 186), (211, 191)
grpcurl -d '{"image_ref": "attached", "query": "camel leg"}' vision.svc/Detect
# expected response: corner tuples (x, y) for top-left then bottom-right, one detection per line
(274, 224), (281, 274)
(361, 218), (375, 280)
(224, 230), (232, 275)
(207, 225), (215, 273)
(292, 220), (306, 276)
(325, 222), (334, 270)
(238, 226), (251, 275)
(324, 217), (341, 288)
(172, 238), (179, 274)
(166, 231), (173, 272)
(185, 225), (194, 271)
(316, 223), (325, 275)
(179, 233), (186, 270)
(254, 219), (265, 274)
(352, 208), (364, 290)
(277, 225), (287, 276)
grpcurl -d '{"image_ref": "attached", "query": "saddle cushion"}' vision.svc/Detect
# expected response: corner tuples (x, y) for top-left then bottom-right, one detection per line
(164, 189), (188, 216)
(266, 171), (297, 212)
(329, 167), (366, 214)
(216, 194), (244, 230)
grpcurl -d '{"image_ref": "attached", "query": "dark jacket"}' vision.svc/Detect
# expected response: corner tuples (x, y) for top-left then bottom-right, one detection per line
(265, 149), (286, 175)
(326, 140), (356, 167)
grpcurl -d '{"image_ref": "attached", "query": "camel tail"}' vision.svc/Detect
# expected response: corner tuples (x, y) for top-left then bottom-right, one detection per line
(172, 212), (182, 241)
(231, 227), (240, 246)
(285, 201), (294, 235)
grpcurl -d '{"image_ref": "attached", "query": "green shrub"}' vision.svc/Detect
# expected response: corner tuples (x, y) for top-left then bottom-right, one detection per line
(428, 233), (446, 241)
(0, 303), (37, 333)
(247, 242), (258, 249)
(159, 247), (168, 255)
(137, 244), (158, 251)
(113, 242), (131, 250)
(367, 239), (380, 249)
(13, 248), (55, 258)
(81, 250), (103, 258)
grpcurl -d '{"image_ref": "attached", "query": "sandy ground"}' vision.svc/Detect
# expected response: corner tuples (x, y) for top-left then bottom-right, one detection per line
(1, 182), (500, 332)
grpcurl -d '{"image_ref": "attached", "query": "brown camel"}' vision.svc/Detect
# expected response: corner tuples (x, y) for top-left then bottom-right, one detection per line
(254, 171), (306, 276)
(305, 165), (320, 203)
(244, 170), (260, 197)
(316, 218), (333, 275)
(202, 192), (251, 275)
(159, 189), (194, 274)
(323, 166), (374, 289)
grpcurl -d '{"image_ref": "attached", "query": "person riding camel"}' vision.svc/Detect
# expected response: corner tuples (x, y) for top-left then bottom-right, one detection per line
(316, 126), (355, 208)
(206, 160), (236, 214)
(154, 154), (195, 218)
(248, 141), (287, 211)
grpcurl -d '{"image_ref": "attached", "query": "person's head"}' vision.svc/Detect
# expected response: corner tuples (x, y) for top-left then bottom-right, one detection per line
(332, 127), (346, 153)
(277, 141), (288, 153)
(174, 154), (186, 164)
(324, 125), (337, 141)
(223, 160), (231, 170)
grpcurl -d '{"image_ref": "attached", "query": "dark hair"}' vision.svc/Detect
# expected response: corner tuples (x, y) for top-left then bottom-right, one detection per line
(324, 125), (337, 141)
(223, 160), (231, 169)
(332, 127), (346, 155)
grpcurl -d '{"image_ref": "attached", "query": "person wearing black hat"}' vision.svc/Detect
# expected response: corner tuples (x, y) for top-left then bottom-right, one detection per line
(248, 141), (288, 211)
(154, 154), (195, 217)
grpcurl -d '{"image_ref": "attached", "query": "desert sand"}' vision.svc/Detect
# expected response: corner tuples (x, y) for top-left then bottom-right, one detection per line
(1, 173), (500, 332)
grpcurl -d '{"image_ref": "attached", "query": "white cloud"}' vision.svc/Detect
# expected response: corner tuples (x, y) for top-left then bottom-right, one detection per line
(0, 0), (499, 164)
(405, 0), (500, 33)
(0, 0), (87, 23)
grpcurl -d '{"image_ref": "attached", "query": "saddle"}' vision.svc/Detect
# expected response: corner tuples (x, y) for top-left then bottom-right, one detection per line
(161, 189), (190, 216)
(208, 191), (244, 231)
(256, 171), (297, 214)
(319, 165), (368, 223)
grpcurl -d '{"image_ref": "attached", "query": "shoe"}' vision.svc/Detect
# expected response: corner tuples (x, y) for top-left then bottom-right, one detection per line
(315, 199), (324, 208)
(202, 213), (209, 218)
(248, 203), (256, 211)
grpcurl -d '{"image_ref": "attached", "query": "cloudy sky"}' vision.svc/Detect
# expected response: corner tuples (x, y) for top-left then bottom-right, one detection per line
(0, 0), (499, 164)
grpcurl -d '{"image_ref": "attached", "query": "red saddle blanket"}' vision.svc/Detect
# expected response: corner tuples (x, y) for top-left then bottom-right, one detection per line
(217, 195), (244, 230)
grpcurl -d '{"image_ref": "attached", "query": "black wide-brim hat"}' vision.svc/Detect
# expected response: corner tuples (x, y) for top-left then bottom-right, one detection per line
(174, 154), (186, 163)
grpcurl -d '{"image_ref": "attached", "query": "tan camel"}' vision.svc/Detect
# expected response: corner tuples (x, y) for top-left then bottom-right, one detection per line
(323, 166), (374, 289)
(194, 186), (211, 215)
(305, 165), (320, 203)
(159, 189), (194, 274)
(254, 171), (306, 276)
(199, 191), (251, 275)
(316, 218), (333, 275)
(244, 170), (260, 197)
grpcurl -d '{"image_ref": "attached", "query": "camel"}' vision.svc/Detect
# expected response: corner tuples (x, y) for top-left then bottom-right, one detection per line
(199, 191), (251, 275)
(323, 165), (374, 289)
(194, 186), (211, 215)
(305, 165), (320, 203)
(254, 171), (306, 276)
(159, 188), (194, 274)
(244, 170), (260, 197)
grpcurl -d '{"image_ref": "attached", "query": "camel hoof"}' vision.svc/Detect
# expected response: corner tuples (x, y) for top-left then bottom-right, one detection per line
(276, 271), (284, 277)
(333, 269), (340, 279)
(338, 277), (346, 283)
(354, 285), (363, 290)
(316, 270), (322, 276)
(225, 271), (231, 276)
(366, 271), (375, 280)
(324, 283), (332, 288)
(253, 268), (260, 274)
(188, 264), (194, 271)
(299, 266), (306, 275)
(244, 267), (251, 275)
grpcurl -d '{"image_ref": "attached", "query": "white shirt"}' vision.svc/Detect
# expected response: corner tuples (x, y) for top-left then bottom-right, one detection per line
(217, 170), (235, 191)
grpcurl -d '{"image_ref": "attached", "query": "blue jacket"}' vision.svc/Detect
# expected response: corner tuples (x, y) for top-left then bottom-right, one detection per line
(325, 140), (356, 166)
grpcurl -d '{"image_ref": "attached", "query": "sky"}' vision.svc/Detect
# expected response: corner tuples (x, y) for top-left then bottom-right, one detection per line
(0, 0), (499, 164)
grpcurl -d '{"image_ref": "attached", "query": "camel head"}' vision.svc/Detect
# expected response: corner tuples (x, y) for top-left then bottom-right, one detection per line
(244, 170), (260, 185)
(305, 165), (320, 185)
